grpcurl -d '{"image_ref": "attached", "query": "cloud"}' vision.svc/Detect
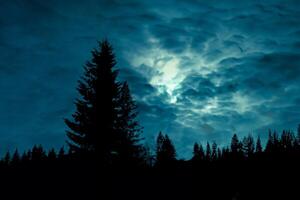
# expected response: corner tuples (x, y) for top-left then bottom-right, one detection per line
(1, 0), (300, 157)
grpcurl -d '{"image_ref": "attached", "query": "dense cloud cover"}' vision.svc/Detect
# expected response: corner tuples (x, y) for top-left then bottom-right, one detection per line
(1, 0), (300, 157)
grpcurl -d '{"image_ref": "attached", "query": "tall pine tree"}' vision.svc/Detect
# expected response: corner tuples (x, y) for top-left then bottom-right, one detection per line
(65, 40), (143, 166)
(115, 82), (143, 166)
(65, 40), (121, 163)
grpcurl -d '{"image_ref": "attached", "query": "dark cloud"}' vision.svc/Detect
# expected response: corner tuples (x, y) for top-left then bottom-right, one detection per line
(118, 67), (157, 98)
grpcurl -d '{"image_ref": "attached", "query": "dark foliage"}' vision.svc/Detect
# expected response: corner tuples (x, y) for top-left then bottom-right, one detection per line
(64, 40), (121, 164)
(155, 132), (176, 168)
(64, 40), (143, 167)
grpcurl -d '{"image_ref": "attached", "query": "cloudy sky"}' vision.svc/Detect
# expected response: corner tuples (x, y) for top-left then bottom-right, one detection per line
(1, 0), (300, 157)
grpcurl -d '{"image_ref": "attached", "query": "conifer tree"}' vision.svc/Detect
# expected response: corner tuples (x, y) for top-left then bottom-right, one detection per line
(31, 145), (46, 161)
(192, 142), (205, 161)
(65, 40), (143, 166)
(115, 82), (143, 165)
(211, 142), (218, 161)
(156, 132), (176, 167)
(65, 40), (121, 164)
(231, 134), (240, 153)
(230, 134), (242, 159)
(242, 135), (255, 158)
(280, 130), (294, 152)
(255, 136), (263, 153)
(217, 148), (222, 160)
(297, 124), (300, 144)
(48, 148), (57, 161)
(4, 151), (10, 165)
(21, 150), (31, 162)
(58, 147), (65, 160)
(156, 132), (164, 163)
(273, 131), (280, 152)
(206, 142), (211, 161)
(265, 130), (274, 153)
(11, 149), (20, 165)
(293, 127), (300, 153)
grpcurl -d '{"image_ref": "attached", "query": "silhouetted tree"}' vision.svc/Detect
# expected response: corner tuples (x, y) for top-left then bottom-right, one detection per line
(230, 134), (242, 159)
(156, 132), (164, 160)
(206, 142), (211, 161)
(280, 130), (294, 153)
(297, 124), (300, 144)
(217, 148), (222, 160)
(11, 149), (20, 165)
(156, 132), (176, 167)
(273, 131), (280, 152)
(255, 136), (263, 153)
(115, 82), (143, 166)
(4, 151), (10, 165)
(294, 125), (300, 155)
(192, 142), (205, 161)
(58, 147), (65, 160)
(265, 130), (280, 154)
(141, 145), (155, 167)
(231, 134), (240, 153)
(65, 40), (121, 165)
(64, 40), (144, 167)
(211, 142), (218, 161)
(21, 150), (31, 163)
(48, 148), (57, 161)
(222, 147), (230, 160)
(242, 135), (255, 158)
(265, 130), (274, 153)
(31, 145), (46, 162)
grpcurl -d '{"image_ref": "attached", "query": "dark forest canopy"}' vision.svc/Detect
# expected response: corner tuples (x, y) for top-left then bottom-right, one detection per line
(2, 127), (300, 167)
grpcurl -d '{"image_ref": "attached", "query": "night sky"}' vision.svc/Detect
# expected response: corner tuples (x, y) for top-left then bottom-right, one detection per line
(1, 0), (300, 157)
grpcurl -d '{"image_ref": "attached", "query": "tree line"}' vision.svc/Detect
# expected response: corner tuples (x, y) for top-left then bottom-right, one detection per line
(1, 40), (300, 169)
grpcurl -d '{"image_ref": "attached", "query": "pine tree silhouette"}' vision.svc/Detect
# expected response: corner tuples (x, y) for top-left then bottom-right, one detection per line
(265, 130), (274, 153)
(230, 134), (242, 159)
(48, 148), (57, 161)
(21, 150), (31, 163)
(64, 40), (144, 167)
(242, 135), (254, 158)
(4, 151), (10, 165)
(206, 142), (211, 161)
(11, 149), (20, 166)
(217, 148), (222, 160)
(31, 145), (46, 162)
(297, 124), (300, 144)
(58, 147), (65, 161)
(231, 134), (240, 153)
(64, 40), (121, 164)
(155, 132), (176, 167)
(280, 130), (294, 153)
(115, 82), (143, 166)
(255, 136), (263, 153)
(192, 142), (205, 161)
(211, 142), (218, 161)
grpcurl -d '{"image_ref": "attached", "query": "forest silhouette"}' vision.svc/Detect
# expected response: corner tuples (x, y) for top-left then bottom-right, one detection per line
(1, 40), (300, 199)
